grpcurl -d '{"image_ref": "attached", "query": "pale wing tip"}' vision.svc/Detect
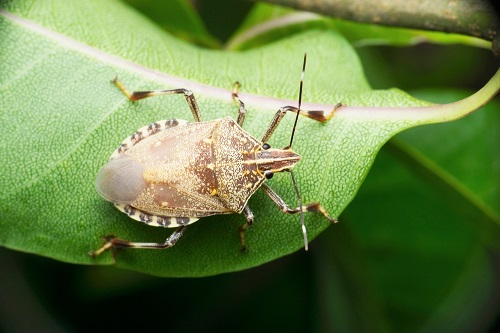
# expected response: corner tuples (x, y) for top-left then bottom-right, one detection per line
(95, 154), (147, 204)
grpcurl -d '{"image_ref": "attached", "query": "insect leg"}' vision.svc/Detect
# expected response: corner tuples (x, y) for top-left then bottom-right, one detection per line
(89, 226), (188, 257)
(239, 205), (254, 252)
(261, 183), (337, 224)
(260, 104), (342, 144)
(232, 82), (247, 127)
(261, 106), (297, 143)
(112, 77), (202, 122)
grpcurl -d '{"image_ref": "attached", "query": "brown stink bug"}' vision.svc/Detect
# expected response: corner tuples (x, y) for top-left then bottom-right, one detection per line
(90, 54), (338, 257)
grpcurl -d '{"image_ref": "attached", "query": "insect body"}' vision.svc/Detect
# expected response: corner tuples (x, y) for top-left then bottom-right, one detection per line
(96, 117), (300, 226)
(91, 55), (338, 257)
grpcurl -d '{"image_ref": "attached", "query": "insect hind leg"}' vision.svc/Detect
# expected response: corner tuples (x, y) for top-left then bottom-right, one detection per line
(239, 205), (255, 252)
(89, 226), (188, 257)
(111, 77), (202, 122)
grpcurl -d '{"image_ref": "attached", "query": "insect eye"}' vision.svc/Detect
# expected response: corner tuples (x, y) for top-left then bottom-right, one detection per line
(265, 171), (274, 179)
(262, 143), (271, 150)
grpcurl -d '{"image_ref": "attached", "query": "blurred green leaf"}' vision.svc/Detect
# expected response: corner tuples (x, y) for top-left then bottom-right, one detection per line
(120, 0), (220, 48)
(317, 90), (499, 331)
(397, 89), (499, 213)
(327, 145), (496, 332)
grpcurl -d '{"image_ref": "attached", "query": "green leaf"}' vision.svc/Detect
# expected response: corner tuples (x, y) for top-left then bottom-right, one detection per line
(0, 0), (497, 277)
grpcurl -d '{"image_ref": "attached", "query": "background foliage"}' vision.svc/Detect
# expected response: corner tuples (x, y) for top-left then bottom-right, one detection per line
(0, 0), (499, 332)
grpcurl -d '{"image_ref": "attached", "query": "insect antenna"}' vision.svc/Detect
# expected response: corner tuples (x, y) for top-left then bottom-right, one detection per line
(287, 53), (306, 149)
(290, 170), (307, 250)
(289, 53), (308, 250)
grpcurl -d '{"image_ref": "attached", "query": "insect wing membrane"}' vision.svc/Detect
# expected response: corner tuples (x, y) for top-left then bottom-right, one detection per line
(95, 153), (147, 205)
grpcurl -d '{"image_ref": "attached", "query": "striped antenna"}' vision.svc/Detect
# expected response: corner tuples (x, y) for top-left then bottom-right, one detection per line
(288, 53), (307, 149)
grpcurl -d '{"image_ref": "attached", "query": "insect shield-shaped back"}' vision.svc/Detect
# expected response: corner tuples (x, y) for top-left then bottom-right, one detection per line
(95, 117), (300, 227)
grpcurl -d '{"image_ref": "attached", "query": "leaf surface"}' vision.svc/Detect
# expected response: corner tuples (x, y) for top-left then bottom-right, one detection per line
(0, 0), (497, 276)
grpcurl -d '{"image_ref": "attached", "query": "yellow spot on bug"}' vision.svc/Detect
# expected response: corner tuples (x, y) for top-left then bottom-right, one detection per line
(210, 189), (218, 196)
(143, 169), (158, 182)
(203, 138), (212, 144)
(245, 183), (252, 189)
(161, 202), (168, 207)
(206, 163), (215, 170)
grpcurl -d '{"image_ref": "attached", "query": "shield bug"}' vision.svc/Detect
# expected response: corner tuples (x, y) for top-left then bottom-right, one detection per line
(90, 54), (339, 257)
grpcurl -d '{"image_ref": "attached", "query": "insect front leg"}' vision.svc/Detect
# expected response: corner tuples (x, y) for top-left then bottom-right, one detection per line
(239, 205), (255, 252)
(111, 78), (202, 122)
(89, 226), (188, 257)
(231, 81), (247, 127)
(261, 184), (337, 224)
(260, 104), (342, 144)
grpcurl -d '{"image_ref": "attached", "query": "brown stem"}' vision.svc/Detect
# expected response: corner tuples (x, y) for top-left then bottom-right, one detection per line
(258, 0), (500, 54)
